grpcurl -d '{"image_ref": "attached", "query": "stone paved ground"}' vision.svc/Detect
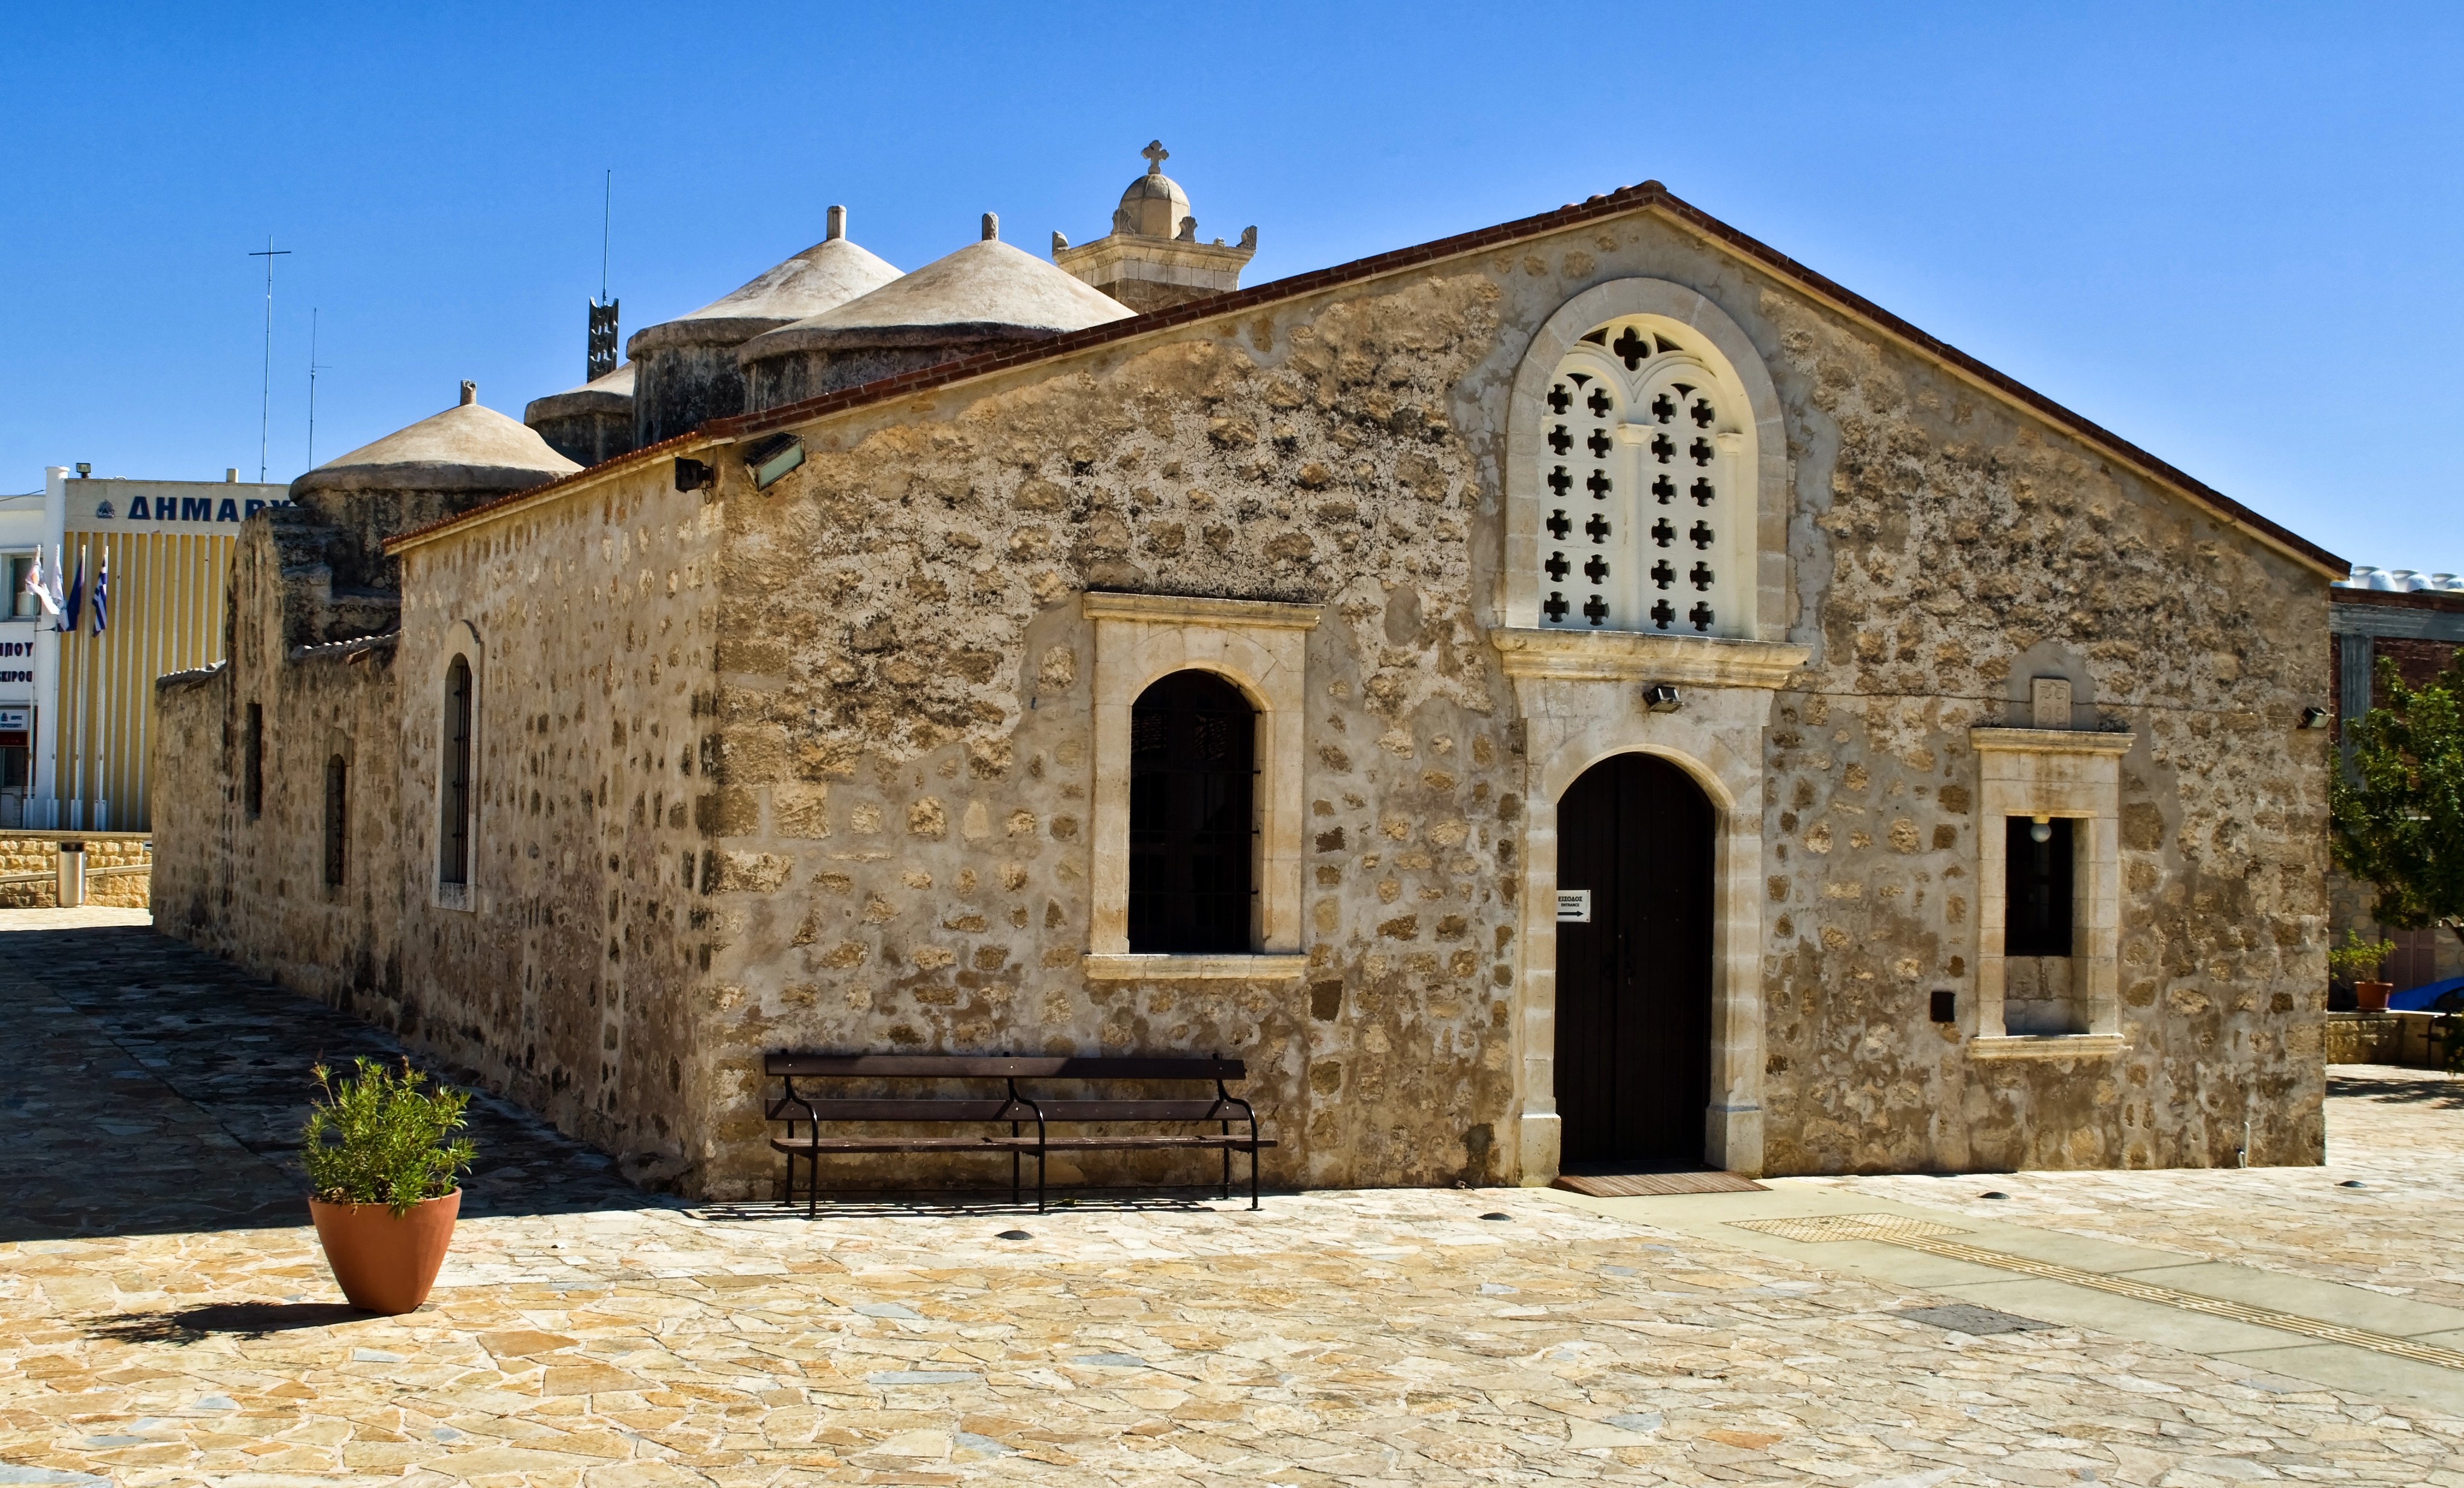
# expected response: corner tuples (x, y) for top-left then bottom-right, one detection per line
(8, 914), (2464, 1485)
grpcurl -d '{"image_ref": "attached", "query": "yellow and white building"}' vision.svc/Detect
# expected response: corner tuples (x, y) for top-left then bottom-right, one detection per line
(0, 467), (289, 830)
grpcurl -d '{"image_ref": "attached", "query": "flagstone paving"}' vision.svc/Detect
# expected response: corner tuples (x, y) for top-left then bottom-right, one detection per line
(8, 913), (2464, 1484)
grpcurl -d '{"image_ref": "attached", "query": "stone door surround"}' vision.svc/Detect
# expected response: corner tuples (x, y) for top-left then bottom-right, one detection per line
(1082, 591), (1319, 981)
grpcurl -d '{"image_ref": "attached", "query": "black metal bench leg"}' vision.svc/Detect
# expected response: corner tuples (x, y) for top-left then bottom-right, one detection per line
(1037, 1147), (1047, 1214)
(806, 1149), (819, 1220)
(1251, 1133), (1260, 1211)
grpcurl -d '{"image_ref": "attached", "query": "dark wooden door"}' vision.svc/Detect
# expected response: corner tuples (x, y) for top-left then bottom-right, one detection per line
(1554, 752), (1715, 1166)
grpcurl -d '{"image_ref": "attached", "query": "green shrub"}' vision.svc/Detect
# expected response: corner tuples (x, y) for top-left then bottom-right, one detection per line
(300, 1057), (476, 1215)
(2326, 929), (2397, 985)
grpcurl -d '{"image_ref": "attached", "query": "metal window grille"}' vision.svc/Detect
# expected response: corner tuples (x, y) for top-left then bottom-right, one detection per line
(323, 754), (347, 887)
(441, 657), (472, 885)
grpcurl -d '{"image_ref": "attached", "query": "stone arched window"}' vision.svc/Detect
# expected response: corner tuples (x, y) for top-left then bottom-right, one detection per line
(1532, 318), (1751, 636)
(440, 656), (473, 886)
(323, 753), (347, 887)
(1128, 670), (1255, 952)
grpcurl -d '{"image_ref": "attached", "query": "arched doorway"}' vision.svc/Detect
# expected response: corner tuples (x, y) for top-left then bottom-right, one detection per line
(1553, 752), (1716, 1167)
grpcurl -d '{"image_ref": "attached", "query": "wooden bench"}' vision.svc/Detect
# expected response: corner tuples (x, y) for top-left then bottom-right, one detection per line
(764, 1053), (1273, 1214)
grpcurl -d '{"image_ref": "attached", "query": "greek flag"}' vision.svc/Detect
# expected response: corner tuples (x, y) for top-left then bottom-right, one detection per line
(91, 550), (108, 636)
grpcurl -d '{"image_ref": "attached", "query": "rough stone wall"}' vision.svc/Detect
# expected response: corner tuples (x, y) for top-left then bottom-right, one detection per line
(633, 342), (748, 449)
(689, 268), (1520, 1200)
(150, 513), (405, 1010)
(384, 479), (725, 1186)
(0, 835), (150, 908)
(1748, 285), (2332, 1171)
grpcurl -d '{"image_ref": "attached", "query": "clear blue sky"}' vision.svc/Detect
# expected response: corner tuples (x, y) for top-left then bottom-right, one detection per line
(5, 3), (2457, 574)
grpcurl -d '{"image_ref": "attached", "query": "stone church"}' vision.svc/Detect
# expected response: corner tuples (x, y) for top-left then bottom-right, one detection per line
(153, 144), (2342, 1198)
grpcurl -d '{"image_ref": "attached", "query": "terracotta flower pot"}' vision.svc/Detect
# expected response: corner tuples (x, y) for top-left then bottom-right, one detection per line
(309, 1188), (460, 1315)
(2355, 980), (2394, 1014)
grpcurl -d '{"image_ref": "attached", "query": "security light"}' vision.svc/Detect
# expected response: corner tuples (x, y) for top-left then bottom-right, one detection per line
(1643, 684), (1681, 713)
(745, 434), (806, 491)
(673, 457), (715, 492)
(2300, 705), (2332, 730)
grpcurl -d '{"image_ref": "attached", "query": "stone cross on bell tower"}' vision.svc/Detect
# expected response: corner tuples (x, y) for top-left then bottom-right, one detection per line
(1142, 140), (1169, 175)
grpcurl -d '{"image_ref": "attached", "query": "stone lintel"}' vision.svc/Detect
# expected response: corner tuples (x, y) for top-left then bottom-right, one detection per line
(1081, 591), (1323, 631)
(1967, 1032), (2128, 1061)
(1083, 953), (1310, 982)
(1969, 727), (2136, 756)
(1489, 628), (1809, 687)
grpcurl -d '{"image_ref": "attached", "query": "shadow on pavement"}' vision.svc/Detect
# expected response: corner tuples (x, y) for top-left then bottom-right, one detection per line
(84, 1301), (377, 1342)
(2329, 1070), (2464, 1108)
(0, 925), (672, 1244)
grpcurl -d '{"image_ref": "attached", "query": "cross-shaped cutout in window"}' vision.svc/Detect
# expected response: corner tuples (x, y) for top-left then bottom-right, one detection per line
(1689, 521), (1713, 550)
(1652, 433), (1674, 463)
(1689, 561), (1714, 590)
(1585, 386), (1613, 417)
(1549, 426), (1572, 455)
(1653, 475), (1675, 504)
(1544, 592), (1569, 622)
(1691, 477), (1715, 506)
(1689, 437), (1714, 466)
(1545, 551), (1570, 581)
(1691, 398), (1715, 428)
(1586, 427), (1613, 459)
(1583, 594), (1611, 626)
(1585, 512), (1612, 543)
(1546, 509), (1571, 540)
(1651, 517), (1674, 547)
(1651, 393), (1675, 423)
(1651, 598), (1676, 629)
(1547, 383), (1571, 414)
(1689, 601), (1714, 631)
(1585, 470), (1612, 499)
(1651, 559), (1674, 589)
(1611, 326), (1648, 368)
(1583, 554), (1609, 584)
(1548, 467), (1571, 497)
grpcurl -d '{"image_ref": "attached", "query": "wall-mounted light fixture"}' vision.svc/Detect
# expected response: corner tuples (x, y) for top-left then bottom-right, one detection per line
(2029, 813), (2054, 845)
(74, 463), (90, 479)
(1643, 683), (1682, 713)
(673, 457), (715, 492)
(744, 433), (806, 491)
(2300, 705), (2332, 730)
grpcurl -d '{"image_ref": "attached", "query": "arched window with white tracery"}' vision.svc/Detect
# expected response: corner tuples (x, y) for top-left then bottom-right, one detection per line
(1534, 318), (1750, 637)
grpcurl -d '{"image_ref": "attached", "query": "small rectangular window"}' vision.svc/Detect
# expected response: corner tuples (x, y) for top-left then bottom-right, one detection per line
(3, 554), (35, 619)
(441, 657), (472, 885)
(243, 702), (264, 819)
(2004, 816), (2073, 957)
(323, 754), (347, 887)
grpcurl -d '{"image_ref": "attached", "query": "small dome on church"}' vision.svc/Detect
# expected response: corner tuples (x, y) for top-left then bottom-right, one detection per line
(1115, 141), (1192, 240)
(524, 362), (637, 470)
(625, 212), (902, 359)
(524, 360), (634, 423)
(295, 389), (581, 497)
(746, 236), (1132, 358)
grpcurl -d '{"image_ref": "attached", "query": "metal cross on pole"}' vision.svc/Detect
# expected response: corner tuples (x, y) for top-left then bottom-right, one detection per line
(248, 237), (291, 482)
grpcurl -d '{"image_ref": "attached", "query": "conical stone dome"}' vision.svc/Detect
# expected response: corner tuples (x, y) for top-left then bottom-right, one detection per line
(626, 206), (902, 445)
(525, 361), (637, 469)
(738, 219), (1131, 412)
(296, 388), (580, 497)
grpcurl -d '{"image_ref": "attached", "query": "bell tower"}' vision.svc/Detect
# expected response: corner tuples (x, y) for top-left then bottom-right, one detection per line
(1051, 141), (1258, 314)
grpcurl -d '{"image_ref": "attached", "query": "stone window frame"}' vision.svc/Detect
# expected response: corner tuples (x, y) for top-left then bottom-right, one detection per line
(1501, 277), (1790, 642)
(1082, 591), (1317, 982)
(1969, 727), (2135, 1058)
(432, 621), (483, 913)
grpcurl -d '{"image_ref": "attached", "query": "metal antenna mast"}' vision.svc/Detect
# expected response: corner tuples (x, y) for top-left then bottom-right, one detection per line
(247, 237), (291, 482)
(308, 308), (332, 469)
(601, 169), (611, 304)
(585, 172), (619, 380)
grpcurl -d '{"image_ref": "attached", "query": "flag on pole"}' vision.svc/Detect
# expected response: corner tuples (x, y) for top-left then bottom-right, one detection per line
(61, 549), (83, 635)
(91, 550), (108, 636)
(22, 550), (57, 622)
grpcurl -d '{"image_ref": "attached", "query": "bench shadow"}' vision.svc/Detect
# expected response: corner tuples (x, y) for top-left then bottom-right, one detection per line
(695, 1185), (1249, 1221)
(84, 1301), (374, 1342)
(2328, 1071), (2464, 1108)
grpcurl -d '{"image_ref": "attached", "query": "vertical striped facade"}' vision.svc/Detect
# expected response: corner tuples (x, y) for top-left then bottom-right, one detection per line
(34, 473), (290, 831)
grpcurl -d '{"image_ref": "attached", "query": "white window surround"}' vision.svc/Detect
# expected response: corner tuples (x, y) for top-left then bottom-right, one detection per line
(432, 620), (483, 913)
(1502, 278), (1790, 643)
(1969, 727), (2134, 1059)
(1080, 591), (1319, 982)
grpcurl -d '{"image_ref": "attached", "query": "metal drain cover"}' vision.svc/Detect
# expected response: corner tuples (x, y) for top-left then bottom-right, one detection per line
(1894, 1303), (2052, 1335)
(1730, 1212), (1970, 1244)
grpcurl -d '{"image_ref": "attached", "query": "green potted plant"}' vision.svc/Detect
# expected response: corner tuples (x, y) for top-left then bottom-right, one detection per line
(2327, 931), (2398, 1014)
(301, 1057), (477, 1315)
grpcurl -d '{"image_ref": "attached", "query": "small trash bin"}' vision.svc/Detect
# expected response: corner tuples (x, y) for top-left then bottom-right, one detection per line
(56, 842), (84, 908)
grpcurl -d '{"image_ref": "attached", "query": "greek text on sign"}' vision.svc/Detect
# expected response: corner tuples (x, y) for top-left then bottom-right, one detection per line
(1555, 889), (1591, 923)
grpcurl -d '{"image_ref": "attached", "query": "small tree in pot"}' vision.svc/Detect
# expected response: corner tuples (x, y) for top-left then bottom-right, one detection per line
(302, 1057), (476, 1315)
(2327, 931), (2398, 1013)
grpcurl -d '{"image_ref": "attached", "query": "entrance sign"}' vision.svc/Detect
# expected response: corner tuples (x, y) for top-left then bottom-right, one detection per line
(1555, 889), (1592, 923)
